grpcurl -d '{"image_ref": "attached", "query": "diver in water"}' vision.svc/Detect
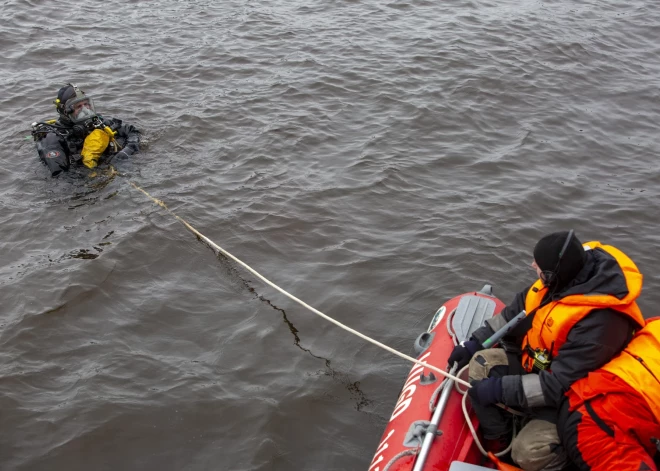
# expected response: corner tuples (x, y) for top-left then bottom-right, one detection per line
(31, 83), (140, 176)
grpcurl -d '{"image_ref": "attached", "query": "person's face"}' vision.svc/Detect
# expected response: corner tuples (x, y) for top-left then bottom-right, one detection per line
(532, 259), (545, 282)
(68, 99), (96, 122)
(73, 101), (92, 116)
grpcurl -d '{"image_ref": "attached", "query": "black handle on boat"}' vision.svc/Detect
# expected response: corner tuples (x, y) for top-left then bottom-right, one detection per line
(481, 310), (527, 349)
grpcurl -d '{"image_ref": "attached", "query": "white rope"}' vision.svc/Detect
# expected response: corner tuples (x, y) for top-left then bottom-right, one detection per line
(129, 181), (472, 388)
(454, 364), (523, 458)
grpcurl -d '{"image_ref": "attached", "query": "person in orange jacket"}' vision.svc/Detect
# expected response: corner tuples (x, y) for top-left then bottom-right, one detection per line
(449, 230), (645, 470)
(557, 318), (660, 471)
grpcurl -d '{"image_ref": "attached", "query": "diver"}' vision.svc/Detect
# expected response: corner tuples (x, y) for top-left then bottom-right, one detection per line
(31, 83), (140, 176)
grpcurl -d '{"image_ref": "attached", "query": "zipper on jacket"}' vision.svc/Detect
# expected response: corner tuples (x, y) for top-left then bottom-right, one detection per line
(634, 355), (660, 385)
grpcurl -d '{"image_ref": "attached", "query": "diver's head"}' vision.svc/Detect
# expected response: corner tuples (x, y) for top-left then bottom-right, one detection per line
(532, 230), (586, 290)
(54, 83), (97, 124)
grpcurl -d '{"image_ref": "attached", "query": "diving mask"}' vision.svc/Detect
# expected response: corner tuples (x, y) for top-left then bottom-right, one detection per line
(65, 96), (97, 123)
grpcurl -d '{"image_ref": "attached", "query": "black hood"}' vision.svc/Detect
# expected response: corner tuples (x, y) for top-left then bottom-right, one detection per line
(534, 231), (586, 292)
(554, 248), (630, 300)
(57, 85), (77, 104)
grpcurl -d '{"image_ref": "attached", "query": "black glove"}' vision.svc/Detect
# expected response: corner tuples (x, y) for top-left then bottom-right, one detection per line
(468, 377), (503, 406)
(447, 339), (482, 370)
(124, 137), (140, 153)
(113, 150), (131, 160)
(113, 144), (137, 161)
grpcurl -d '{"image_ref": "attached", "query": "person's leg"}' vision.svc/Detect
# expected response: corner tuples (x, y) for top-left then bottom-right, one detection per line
(468, 349), (519, 441)
(558, 399), (657, 471)
(511, 419), (568, 471)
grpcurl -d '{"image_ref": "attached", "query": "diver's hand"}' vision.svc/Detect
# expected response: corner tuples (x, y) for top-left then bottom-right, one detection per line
(113, 150), (131, 160)
(114, 144), (137, 160)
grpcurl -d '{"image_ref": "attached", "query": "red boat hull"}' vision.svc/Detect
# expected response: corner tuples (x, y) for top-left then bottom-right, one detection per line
(369, 288), (506, 471)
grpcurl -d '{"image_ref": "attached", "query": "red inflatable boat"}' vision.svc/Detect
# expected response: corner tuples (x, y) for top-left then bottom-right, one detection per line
(368, 285), (510, 471)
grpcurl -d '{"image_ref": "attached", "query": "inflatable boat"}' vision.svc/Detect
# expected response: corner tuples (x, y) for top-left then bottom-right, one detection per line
(368, 285), (515, 471)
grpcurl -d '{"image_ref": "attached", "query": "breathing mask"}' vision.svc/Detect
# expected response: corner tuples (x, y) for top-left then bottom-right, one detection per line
(65, 96), (97, 124)
(54, 83), (98, 124)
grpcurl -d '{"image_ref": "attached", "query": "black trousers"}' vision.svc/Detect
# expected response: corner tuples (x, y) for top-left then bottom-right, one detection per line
(468, 350), (558, 440)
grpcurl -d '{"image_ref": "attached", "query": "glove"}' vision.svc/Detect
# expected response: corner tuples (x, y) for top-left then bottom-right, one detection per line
(113, 150), (131, 160)
(113, 145), (137, 160)
(468, 377), (503, 406)
(124, 140), (139, 154)
(447, 339), (482, 370)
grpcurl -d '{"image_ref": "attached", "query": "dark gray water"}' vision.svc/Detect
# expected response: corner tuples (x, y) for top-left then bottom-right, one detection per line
(2, 0), (660, 469)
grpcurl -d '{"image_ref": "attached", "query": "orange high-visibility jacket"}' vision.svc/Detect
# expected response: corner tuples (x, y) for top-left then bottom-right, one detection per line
(567, 319), (660, 449)
(573, 319), (660, 419)
(521, 241), (645, 373)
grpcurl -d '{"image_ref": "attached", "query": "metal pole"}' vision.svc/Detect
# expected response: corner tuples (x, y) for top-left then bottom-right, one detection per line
(481, 310), (527, 349)
(412, 365), (457, 471)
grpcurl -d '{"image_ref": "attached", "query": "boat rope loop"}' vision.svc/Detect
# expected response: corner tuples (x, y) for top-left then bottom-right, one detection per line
(383, 449), (418, 471)
(454, 364), (522, 458)
(129, 181), (471, 388)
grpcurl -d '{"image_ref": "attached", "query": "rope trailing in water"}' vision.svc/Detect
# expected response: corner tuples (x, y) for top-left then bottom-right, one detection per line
(129, 181), (471, 388)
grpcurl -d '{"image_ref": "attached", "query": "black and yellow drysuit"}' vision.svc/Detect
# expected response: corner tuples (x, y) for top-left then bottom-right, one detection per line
(32, 83), (140, 176)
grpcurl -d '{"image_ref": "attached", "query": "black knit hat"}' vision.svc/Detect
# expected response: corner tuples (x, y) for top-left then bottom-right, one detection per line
(533, 230), (586, 289)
